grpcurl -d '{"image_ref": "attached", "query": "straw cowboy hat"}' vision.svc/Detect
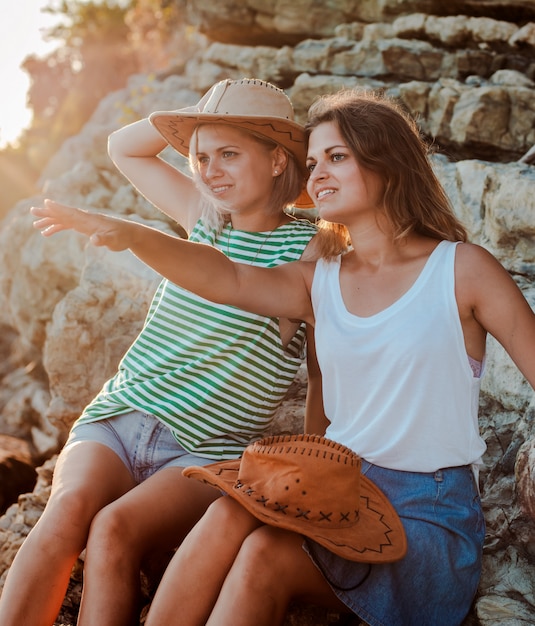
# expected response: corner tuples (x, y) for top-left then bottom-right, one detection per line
(149, 78), (313, 208)
(183, 433), (407, 563)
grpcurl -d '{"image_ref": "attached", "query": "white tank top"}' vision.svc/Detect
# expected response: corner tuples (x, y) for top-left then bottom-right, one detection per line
(311, 240), (486, 472)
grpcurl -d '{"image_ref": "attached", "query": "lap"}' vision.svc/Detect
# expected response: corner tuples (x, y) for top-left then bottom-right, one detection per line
(51, 440), (136, 508)
(52, 414), (223, 549)
(305, 462), (485, 626)
(68, 411), (217, 484)
(26, 440), (138, 548)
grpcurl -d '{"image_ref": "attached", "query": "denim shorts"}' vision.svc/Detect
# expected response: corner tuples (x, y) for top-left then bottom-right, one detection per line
(304, 461), (485, 626)
(66, 411), (215, 484)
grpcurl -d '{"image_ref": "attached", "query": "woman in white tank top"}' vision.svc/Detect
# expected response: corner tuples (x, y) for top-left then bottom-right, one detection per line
(29, 90), (535, 626)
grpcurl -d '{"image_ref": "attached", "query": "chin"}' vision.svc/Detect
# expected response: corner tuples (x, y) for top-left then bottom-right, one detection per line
(318, 206), (343, 222)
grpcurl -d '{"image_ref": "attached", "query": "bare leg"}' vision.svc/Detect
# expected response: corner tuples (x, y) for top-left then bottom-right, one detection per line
(77, 469), (220, 626)
(0, 442), (136, 626)
(145, 497), (262, 626)
(207, 525), (348, 626)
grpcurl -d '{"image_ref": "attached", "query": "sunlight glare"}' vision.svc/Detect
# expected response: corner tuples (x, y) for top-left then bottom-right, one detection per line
(0, 1), (58, 148)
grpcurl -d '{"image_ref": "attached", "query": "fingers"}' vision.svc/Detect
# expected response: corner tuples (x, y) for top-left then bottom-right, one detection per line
(30, 199), (74, 218)
(30, 208), (70, 236)
(30, 199), (92, 238)
(31, 217), (68, 236)
(29, 199), (133, 252)
(30, 205), (55, 223)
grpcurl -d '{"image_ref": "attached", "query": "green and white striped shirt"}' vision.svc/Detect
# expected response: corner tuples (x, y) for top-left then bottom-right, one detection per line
(78, 217), (317, 459)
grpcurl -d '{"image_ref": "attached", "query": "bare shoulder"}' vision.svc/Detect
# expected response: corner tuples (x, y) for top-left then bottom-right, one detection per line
(454, 241), (507, 279)
(455, 241), (495, 263)
(278, 257), (318, 299)
(454, 241), (523, 303)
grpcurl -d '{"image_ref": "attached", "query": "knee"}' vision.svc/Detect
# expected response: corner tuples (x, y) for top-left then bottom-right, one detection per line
(237, 526), (287, 585)
(86, 503), (131, 556)
(39, 487), (94, 539)
(202, 496), (258, 534)
(20, 487), (96, 559)
(204, 496), (241, 524)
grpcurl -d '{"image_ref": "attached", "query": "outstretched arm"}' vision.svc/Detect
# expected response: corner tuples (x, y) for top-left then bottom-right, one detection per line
(31, 200), (315, 324)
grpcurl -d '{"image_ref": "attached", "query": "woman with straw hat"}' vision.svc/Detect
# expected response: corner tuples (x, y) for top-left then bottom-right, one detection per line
(27, 88), (535, 625)
(0, 79), (346, 626)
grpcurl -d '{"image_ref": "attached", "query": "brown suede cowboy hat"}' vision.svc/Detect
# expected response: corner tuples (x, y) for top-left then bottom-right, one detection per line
(149, 78), (313, 208)
(183, 433), (407, 563)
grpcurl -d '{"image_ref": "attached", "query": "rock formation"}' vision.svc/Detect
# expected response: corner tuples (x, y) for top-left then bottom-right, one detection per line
(0, 1), (534, 624)
(0, 435), (37, 516)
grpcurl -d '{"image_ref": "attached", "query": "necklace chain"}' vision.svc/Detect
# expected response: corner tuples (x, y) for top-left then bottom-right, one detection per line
(225, 222), (280, 265)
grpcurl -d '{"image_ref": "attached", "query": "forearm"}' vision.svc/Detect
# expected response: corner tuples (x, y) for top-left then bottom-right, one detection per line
(107, 118), (199, 227)
(108, 118), (168, 164)
(128, 227), (238, 302)
(87, 213), (237, 303)
(31, 199), (234, 303)
(114, 224), (311, 321)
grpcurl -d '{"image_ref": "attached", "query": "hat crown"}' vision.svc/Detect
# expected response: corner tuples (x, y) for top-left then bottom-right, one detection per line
(234, 435), (361, 529)
(200, 79), (295, 122)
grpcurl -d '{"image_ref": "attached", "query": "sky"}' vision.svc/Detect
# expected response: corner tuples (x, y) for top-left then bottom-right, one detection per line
(0, 1), (59, 148)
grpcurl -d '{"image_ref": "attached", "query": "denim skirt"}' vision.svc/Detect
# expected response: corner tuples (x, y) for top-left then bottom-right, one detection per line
(304, 461), (485, 626)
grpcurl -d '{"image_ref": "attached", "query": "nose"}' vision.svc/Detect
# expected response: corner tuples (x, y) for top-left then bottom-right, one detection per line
(308, 161), (328, 183)
(204, 158), (223, 180)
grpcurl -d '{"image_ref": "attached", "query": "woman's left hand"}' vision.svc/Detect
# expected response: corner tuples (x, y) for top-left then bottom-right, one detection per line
(31, 199), (136, 252)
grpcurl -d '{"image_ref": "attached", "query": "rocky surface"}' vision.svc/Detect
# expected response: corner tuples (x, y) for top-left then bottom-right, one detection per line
(0, 435), (37, 516)
(0, 1), (534, 624)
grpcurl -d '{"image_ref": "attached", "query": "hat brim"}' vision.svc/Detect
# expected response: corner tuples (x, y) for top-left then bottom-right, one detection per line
(149, 112), (314, 209)
(183, 460), (407, 564)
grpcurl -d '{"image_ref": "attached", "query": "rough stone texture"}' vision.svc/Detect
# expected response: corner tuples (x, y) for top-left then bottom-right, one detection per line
(0, 459), (54, 588)
(42, 243), (164, 431)
(0, 435), (37, 515)
(0, 1), (534, 624)
(516, 435), (535, 521)
(185, 0), (535, 45)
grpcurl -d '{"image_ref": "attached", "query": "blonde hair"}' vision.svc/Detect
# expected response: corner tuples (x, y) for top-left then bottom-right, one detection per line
(305, 90), (468, 246)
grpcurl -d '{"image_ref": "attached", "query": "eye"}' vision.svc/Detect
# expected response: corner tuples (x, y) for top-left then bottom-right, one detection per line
(306, 162), (316, 173)
(222, 151), (237, 158)
(331, 152), (346, 162)
(197, 155), (209, 165)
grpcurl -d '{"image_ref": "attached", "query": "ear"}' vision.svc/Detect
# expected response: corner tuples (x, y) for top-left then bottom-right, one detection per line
(272, 146), (289, 176)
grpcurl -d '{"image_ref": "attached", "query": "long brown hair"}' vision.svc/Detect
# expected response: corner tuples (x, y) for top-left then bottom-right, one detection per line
(305, 90), (468, 244)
